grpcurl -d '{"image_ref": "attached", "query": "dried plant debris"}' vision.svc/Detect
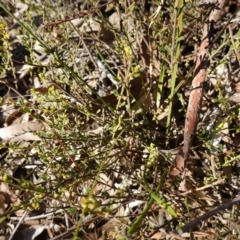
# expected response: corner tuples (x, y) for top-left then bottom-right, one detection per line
(0, 0), (239, 239)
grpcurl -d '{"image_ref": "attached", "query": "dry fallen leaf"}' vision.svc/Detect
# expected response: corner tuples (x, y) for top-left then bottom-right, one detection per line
(0, 104), (17, 125)
(0, 121), (41, 142)
(20, 225), (46, 240)
(0, 194), (6, 215)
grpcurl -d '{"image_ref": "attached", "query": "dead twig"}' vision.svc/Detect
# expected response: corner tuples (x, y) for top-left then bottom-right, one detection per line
(44, 0), (115, 27)
(174, 194), (240, 234)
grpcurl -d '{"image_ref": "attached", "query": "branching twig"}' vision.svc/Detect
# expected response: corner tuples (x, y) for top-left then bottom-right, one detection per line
(43, 0), (115, 27)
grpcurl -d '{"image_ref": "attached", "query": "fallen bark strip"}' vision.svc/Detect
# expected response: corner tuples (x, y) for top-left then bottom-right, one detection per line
(169, 0), (225, 178)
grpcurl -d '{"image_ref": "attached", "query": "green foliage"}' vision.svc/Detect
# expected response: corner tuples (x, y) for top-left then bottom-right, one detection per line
(0, 0), (239, 239)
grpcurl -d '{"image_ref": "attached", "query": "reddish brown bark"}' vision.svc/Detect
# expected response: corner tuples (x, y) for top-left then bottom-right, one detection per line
(169, 0), (225, 178)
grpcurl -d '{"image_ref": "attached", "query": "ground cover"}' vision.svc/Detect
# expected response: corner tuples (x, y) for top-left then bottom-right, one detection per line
(0, 0), (240, 239)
